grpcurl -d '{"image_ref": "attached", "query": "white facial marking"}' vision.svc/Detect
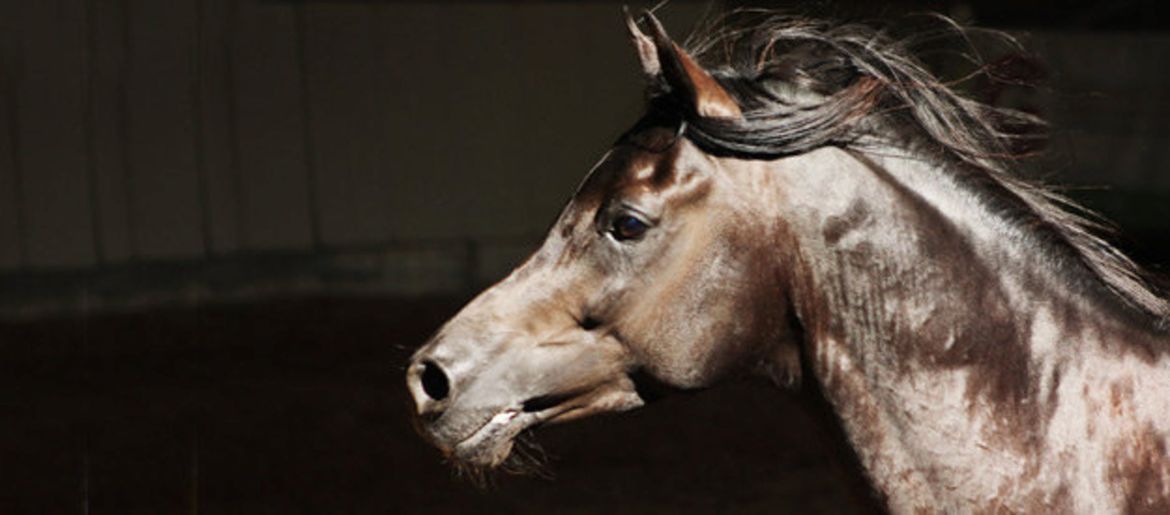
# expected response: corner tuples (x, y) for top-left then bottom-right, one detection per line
(628, 164), (654, 182)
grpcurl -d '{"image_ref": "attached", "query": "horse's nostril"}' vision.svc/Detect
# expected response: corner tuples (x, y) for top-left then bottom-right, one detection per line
(420, 360), (450, 401)
(580, 316), (602, 331)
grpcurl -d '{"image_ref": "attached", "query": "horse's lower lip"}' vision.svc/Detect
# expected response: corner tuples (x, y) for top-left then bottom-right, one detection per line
(446, 382), (644, 466)
(449, 409), (536, 464)
(450, 397), (581, 466)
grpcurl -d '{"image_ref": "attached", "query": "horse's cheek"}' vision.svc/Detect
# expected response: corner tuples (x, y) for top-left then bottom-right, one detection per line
(652, 292), (758, 386)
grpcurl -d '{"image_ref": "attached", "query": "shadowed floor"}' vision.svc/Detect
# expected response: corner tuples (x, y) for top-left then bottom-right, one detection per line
(0, 297), (879, 514)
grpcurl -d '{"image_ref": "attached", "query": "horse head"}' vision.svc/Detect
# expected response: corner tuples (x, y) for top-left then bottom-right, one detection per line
(406, 11), (799, 469)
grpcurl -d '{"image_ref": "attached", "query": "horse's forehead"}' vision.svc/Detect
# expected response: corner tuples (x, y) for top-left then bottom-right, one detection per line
(600, 139), (714, 202)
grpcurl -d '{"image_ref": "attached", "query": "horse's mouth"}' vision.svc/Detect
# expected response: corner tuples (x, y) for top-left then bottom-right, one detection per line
(449, 381), (644, 467)
(449, 391), (589, 467)
(449, 408), (536, 467)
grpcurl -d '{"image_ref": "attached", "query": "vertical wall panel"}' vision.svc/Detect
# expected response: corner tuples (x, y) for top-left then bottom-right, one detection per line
(304, 4), (402, 246)
(16, 1), (97, 268)
(194, 0), (242, 255)
(369, 3), (525, 243)
(124, 0), (204, 259)
(0, 88), (20, 269)
(0, 3), (25, 269)
(362, 5), (461, 243)
(89, 0), (134, 263)
(230, 1), (313, 251)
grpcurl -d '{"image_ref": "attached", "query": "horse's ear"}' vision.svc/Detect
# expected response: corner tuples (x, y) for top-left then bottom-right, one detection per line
(624, 9), (743, 120)
(624, 6), (661, 78)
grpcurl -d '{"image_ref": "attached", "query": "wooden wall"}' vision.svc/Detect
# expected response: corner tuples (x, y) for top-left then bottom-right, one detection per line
(0, 2), (1167, 286)
(0, 1), (711, 274)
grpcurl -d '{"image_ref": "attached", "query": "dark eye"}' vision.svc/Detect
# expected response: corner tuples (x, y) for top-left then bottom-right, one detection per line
(611, 214), (649, 241)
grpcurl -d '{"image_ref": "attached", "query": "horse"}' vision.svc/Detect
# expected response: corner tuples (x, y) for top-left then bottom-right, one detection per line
(406, 9), (1170, 513)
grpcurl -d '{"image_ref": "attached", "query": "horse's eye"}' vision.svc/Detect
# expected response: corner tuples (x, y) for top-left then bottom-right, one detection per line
(611, 214), (649, 241)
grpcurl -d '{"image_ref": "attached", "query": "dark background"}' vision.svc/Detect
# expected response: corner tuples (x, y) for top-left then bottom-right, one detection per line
(1, 1), (1168, 513)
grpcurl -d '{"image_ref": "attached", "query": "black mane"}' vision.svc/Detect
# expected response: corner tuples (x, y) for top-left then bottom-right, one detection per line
(663, 11), (1170, 326)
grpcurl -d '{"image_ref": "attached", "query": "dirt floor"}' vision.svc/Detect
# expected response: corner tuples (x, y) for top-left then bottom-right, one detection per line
(0, 296), (885, 514)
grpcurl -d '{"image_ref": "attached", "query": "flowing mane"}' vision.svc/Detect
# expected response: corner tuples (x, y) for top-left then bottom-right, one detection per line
(657, 11), (1170, 329)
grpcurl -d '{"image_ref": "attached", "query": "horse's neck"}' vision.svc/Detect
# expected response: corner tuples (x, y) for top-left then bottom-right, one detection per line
(770, 147), (1170, 513)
